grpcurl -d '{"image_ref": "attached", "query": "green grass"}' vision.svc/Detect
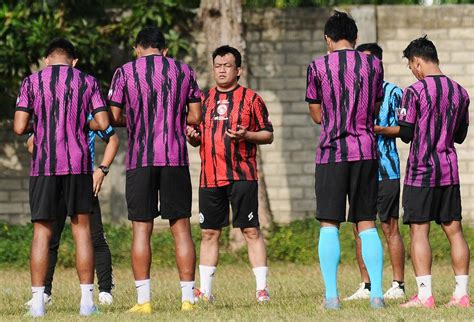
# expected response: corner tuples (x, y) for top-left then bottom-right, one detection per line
(2, 219), (474, 268)
(0, 264), (473, 321)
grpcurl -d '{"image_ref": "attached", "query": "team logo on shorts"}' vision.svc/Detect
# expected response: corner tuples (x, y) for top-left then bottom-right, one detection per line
(214, 100), (229, 121)
(16, 97), (20, 105)
(248, 212), (254, 221)
(107, 89), (113, 99)
(199, 212), (205, 224)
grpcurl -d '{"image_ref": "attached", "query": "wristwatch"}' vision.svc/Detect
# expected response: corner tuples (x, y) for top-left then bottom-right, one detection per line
(98, 165), (109, 176)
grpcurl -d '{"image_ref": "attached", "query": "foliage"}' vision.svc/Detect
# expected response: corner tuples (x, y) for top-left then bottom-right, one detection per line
(1, 219), (473, 268)
(0, 0), (197, 119)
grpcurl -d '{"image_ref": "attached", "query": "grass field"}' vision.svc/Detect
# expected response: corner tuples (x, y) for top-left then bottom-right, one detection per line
(1, 263), (473, 321)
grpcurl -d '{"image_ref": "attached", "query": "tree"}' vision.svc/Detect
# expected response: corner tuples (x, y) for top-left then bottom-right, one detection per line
(0, 0), (196, 119)
(199, 0), (274, 250)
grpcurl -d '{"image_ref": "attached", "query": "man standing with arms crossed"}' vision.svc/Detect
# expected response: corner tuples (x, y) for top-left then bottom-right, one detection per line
(108, 26), (202, 313)
(345, 43), (406, 301)
(187, 45), (273, 303)
(396, 36), (470, 308)
(305, 12), (385, 309)
(13, 38), (110, 317)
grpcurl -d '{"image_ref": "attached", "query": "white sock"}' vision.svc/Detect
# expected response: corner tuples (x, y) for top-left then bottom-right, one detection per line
(199, 265), (216, 297)
(415, 275), (432, 301)
(252, 266), (268, 291)
(135, 279), (150, 304)
(453, 275), (469, 299)
(31, 286), (45, 310)
(80, 284), (94, 308)
(180, 281), (195, 303)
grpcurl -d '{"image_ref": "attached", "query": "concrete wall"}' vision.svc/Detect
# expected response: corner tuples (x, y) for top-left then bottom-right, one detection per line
(1, 5), (473, 224)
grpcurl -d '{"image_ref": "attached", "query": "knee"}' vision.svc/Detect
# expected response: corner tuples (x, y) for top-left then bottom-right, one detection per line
(242, 227), (261, 241)
(201, 229), (220, 243)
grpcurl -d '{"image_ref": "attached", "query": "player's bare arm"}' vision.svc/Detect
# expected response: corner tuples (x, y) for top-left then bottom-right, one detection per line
(109, 105), (127, 127)
(90, 110), (110, 131)
(13, 111), (32, 135)
(226, 125), (273, 145)
(93, 133), (119, 196)
(187, 102), (202, 125)
(308, 103), (322, 124)
(374, 125), (400, 138)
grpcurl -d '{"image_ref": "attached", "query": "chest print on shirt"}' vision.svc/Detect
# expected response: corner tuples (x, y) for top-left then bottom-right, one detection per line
(214, 99), (229, 121)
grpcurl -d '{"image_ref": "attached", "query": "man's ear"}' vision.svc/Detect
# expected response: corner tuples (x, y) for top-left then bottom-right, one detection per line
(134, 46), (141, 58)
(162, 48), (169, 57)
(43, 57), (49, 66)
(72, 59), (78, 67)
(237, 67), (243, 77)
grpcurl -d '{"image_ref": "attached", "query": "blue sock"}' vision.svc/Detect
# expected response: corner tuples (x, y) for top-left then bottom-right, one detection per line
(318, 227), (340, 299)
(359, 228), (384, 299)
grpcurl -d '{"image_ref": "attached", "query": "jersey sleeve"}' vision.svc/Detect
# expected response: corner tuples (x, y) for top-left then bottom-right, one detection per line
(398, 87), (417, 127)
(389, 86), (403, 126)
(375, 62), (385, 103)
(16, 77), (33, 114)
(305, 63), (321, 104)
(252, 95), (273, 132)
(89, 78), (107, 115)
(108, 68), (125, 108)
(187, 69), (201, 103)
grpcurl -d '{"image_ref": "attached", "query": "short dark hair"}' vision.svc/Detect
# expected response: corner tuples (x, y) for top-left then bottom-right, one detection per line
(403, 35), (439, 64)
(44, 38), (77, 59)
(356, 43), (383, 60)
(324, 11), (358, 44)
(212, 45), (242, 68)
(135, 26), (166, 50)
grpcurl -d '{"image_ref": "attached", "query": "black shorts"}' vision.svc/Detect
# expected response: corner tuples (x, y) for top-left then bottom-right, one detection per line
(126, 166), (192, 221)
(377, 179), (400, 222)
(402, 184), (462, 225)
(199, 181), (259, 229)
(29, 174), (93, 222)
(315, 160), (378, 223)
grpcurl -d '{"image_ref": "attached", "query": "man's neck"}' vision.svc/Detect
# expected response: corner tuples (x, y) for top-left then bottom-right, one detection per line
(47, 58), (71, 66)
(216, 82), (239, 92)
(423, 65), (443, 78)
(331, 40), (354, 52)
(140, 48), (162, 57)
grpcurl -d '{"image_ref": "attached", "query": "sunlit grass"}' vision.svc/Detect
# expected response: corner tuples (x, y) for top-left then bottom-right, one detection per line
(1, 263), (473, 321)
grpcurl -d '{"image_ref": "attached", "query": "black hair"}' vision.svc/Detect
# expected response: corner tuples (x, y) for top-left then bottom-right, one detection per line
(135, 26), (166, 50)
(403, 35), (439, 64)
(324, 11), (358, 44)
(356, 43), (383, 60)
(212, 45), (242, 68)
(44, 38), (77, 59)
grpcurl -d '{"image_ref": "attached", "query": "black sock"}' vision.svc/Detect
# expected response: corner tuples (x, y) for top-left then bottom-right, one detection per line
(364, 282), (371, 291)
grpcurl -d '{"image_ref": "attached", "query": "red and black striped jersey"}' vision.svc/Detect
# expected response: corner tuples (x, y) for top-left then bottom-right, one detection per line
(199, 86), (273, 188)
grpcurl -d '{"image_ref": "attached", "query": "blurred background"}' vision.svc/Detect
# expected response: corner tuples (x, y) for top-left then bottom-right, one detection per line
(0, 0), (473, 230)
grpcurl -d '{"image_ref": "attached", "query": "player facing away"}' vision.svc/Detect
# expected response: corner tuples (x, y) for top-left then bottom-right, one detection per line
(108, 26), (202, 313)
(305, 12), (385, 309)
(344, 43), (406, 301)
(395, 36), (470, 309)
(25, 116), (118, 307)
(13, 38), (110, 317)
(187, 45), (274, 303)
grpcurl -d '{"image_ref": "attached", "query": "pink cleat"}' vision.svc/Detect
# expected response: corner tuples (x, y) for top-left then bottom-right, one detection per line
(446, 295), (470, 308)
(400, 295), (436, 308)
